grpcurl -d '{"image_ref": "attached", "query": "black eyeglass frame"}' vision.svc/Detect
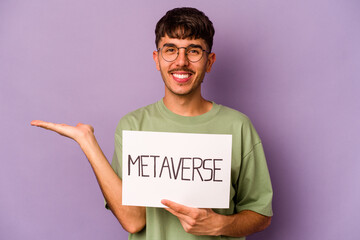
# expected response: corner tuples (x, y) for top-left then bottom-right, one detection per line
(157, 43), (210, 63)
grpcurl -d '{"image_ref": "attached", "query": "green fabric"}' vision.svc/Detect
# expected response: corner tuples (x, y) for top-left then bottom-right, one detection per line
(110, 99), (273, 240)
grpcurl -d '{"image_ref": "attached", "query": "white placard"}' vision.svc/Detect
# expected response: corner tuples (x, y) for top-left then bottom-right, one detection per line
(122, 130), (232, 208)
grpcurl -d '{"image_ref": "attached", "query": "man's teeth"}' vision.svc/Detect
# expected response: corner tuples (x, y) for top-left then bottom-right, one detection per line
(173, 73), (190, 79)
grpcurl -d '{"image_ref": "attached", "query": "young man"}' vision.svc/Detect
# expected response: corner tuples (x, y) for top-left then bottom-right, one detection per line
(31, 7), (273, 240)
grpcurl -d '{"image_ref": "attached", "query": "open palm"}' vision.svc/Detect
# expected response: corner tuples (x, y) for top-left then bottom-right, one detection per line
(31, 120), (94, 143)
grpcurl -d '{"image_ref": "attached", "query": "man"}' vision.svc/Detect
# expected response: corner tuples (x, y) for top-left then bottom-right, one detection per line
(31, 7), (273, 240)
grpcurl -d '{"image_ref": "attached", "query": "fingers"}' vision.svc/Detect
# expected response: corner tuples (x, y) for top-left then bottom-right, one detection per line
(161, 199), (202, 220)
(31, 120), (58, 130)
(161, 200), (219, 236)
(30, 120), (75, 138)
(161, 199), (191, 215)
(31, 120), (95, 142)
(30, 120), (45, 126)
(161, 200), (195, 227)
(31, 120), (69, 133)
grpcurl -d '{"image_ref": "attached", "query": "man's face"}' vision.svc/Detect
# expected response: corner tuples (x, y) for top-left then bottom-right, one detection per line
(153, 35), (216, 97)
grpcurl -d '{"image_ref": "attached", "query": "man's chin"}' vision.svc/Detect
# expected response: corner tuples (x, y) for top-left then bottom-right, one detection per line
(167, 87), (194, 97)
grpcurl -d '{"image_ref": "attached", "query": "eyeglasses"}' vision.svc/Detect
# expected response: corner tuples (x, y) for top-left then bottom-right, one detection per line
(158, 43), (210, 63)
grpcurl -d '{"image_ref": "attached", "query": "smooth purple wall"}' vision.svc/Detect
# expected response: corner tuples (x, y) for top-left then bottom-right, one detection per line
(1, 1), (359, 239)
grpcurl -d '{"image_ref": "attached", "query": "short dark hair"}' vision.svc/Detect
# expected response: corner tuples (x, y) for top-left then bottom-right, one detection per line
(155, 7), (215, 52)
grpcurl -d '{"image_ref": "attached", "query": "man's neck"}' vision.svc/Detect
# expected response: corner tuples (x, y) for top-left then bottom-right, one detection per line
(163, 93), (213, 117)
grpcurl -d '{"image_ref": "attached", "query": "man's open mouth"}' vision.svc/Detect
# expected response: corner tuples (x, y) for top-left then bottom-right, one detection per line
(172, 73), (191, 79)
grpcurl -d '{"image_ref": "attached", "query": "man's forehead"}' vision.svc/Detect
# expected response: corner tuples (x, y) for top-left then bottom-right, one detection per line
(159, 35), (207, 47)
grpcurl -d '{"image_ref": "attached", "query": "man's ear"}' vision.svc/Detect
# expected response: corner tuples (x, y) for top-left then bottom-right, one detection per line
(153, 50), (161, 71)
(206, 53), (216, 73)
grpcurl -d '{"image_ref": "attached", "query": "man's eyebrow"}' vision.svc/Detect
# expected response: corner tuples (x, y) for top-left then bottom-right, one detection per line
(187, 44), (203, 49)
(162, 43), (204, 49)
(163, 43), (176, 48)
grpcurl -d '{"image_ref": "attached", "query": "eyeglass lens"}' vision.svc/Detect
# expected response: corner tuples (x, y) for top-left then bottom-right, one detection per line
(161, 45), (204, 62)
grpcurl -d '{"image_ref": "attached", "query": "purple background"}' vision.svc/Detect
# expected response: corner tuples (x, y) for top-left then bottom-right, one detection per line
(1, 0), (359, 239)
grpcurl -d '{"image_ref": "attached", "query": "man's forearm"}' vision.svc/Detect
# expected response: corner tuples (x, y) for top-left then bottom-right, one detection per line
(79, 134), (146, 233)
(216, 210), (271, 237)
(30, 121), (146, 233)
(162, 199), (271, 237)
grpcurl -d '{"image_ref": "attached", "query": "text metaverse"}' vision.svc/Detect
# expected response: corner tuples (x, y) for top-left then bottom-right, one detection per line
(127, 155), (223, 182)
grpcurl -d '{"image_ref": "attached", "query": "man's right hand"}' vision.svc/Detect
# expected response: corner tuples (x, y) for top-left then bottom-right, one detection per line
(30, 119), (146, 233)
(31, 120), (95, 145)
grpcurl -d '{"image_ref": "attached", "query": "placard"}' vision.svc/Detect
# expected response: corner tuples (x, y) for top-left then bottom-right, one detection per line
(122, 130), (232, 208)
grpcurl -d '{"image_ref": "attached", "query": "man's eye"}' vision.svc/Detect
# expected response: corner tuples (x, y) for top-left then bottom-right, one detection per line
(188, 48), (201, 55)
(165, 48), (177, 54)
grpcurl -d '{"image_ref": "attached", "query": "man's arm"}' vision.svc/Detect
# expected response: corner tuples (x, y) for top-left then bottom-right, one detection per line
(31, 120), (146, 233)
(161, 199), (271, 237)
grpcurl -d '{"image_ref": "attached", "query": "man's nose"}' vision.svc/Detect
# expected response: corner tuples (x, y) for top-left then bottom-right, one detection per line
(175, 48), (189, 66)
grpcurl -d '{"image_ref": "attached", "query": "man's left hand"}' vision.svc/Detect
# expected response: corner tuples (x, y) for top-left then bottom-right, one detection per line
(161, 199), (223, 236)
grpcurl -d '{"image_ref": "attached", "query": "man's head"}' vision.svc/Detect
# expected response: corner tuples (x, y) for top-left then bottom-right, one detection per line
(153, 7), (216, 98)
(155, 7), (215, 52)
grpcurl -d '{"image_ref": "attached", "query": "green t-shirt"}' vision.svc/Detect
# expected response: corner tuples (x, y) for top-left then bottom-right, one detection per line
(110, 99), (273, 240)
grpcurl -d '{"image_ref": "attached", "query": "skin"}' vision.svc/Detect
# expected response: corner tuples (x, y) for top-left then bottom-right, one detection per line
(31, 35), (271, 237)
(153, 35), (216, 116)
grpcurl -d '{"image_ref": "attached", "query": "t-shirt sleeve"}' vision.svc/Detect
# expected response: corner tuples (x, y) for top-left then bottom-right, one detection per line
(234, 120), (273, 216)
(235, 142), (273, 216)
